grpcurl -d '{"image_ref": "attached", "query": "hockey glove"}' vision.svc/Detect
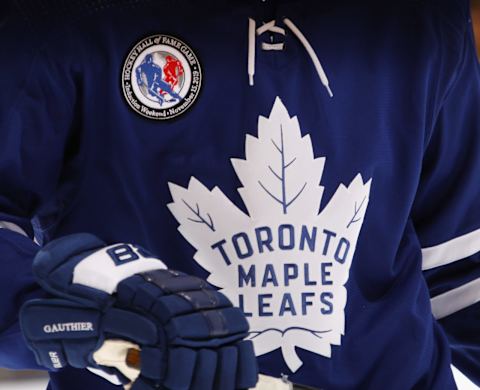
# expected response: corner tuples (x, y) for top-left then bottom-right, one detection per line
(20, 233), (258, 390)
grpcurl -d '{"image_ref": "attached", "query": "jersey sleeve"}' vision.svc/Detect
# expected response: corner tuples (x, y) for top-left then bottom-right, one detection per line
(0, 3), (76, 369)
(412, 8), (480, 385)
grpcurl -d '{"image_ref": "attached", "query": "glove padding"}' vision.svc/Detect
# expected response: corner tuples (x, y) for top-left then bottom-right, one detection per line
(20, 233), (258, 390)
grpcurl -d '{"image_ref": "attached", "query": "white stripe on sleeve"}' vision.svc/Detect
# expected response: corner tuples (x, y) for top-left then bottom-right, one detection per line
(422, 228), (480, 271)
(0, 221), (28, 237)
(431, 277), (480, 319)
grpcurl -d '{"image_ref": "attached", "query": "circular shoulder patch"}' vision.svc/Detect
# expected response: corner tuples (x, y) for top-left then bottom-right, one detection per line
(122, 35), (202, 120)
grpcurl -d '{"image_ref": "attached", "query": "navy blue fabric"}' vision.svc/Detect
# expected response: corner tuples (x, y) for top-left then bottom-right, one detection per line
(116, 269), (256, 389)
(47, 366), (120, 390)
(21, 301), (100, 341)
(139, 347), (164, 380)
(166, 308), (249, 343)
(21, 299), (101, 370)
(32, 233), (108, 307)
(215, 346), (238, 390)
(143, 270), (209, 293)
(1, 0), (479, 389)
(131, 283), (162, 311)
(130, 377), (159, 390)
(0, 230), (45, 369)
(424, 253), (480, 298)
(413, 11), (480, 386)
(440, 302), (480, 388)
(236, 340), (258, 389)
(191, 349), (217, 390)
(412, 17), (480, 250)
(33, 342), (67, 370)
(164, 348), (197, 389)
(102, 308), (158, 345)
(62, 339), (100, 369)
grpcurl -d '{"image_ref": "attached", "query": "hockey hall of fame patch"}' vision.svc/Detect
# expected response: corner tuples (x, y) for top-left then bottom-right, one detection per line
(122, 34), (202, 120)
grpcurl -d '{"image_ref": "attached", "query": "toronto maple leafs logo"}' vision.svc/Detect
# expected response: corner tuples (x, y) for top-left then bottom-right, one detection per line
(168, 98), (372, 372)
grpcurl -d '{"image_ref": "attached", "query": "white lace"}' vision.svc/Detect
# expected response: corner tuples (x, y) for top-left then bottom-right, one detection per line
(248, 18), (333, 98)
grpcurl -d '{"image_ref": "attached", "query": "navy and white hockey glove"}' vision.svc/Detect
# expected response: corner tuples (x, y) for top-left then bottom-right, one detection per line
(20, 233), (258, 390)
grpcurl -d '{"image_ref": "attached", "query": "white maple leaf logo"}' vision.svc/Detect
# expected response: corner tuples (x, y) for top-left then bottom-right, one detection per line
(168, 97), (372, 372)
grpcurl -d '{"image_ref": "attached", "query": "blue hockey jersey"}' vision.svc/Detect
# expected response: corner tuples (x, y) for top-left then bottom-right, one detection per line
(1, 0), (480, 389)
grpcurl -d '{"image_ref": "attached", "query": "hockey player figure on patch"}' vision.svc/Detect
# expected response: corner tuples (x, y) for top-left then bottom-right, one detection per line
(163, 55), (184, 90)
(135, 54), (182, 106)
